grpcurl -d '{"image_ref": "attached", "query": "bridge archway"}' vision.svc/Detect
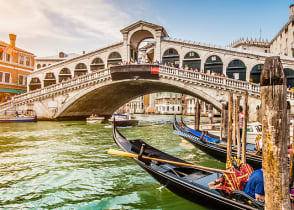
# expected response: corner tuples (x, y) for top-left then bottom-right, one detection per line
(204, 55), (223, 74)
(162, 48), (180, 67)
(226, 59), (246, 81)
(129, 30), (154, 62)
(250, 64), (263, 83)
(44, 72), (56, 87)
(74, 63), (88, 77)
(55, 78), (222, 119)
(59, 68), (72, 82)
(29, 77), (41, 91)
(90, 57), (104, 71)
(284, 68), (294, 87)
(107, 52), (122, 67)
(183, 51), (201, 70)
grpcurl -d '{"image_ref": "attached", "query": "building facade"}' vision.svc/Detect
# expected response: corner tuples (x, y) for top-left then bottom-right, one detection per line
(155, 92), (184, 115)
(0, 34), (34, 103)
(35, 52), (79, 70)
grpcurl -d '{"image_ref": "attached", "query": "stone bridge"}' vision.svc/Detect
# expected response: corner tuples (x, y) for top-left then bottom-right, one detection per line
(1, 64), (293, 121)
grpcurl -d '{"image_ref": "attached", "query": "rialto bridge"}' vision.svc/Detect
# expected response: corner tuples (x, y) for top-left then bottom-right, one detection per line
(1, 20), (294, 120)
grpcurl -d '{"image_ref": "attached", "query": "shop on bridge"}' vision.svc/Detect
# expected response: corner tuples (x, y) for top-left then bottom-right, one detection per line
(204, 55), (223, 74)
(226, 59), (246, 81)
(182, 51), (201, 70)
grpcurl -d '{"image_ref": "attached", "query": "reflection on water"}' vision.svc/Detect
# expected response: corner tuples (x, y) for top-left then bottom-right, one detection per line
(0, 115), (224, 209)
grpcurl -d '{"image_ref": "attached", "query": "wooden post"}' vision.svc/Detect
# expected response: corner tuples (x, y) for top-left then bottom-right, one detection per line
(194, 99), (200, 130)
(208, 104), (213, 125)
(232, 99), (236, 146)
(287, 101), (291, 145)
(261, 56), (290, 209)
(256, 105), (260, 122)
(226, 92), (233, 168)
(223, 102), (228, 138)
(289, 143), (294, 187)
(241, 92), (248, 164)
(219, 103), (225, 141)
(236, 96), (241, 159)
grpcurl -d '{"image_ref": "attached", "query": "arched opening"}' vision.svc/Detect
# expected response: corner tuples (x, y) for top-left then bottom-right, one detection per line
(204, 55), (223, 74)
(90, 57), (104, 71)
(37, 64), (41, 69)
(29, 77), (41, 91)
(107, 52), (122, 67)
(44, 72), (56, 87)
(250, 64), (263, 83)
(226, 59), (246, 81)
(162, 48), (180, 68)
(284, 68), (294, 87)
(183, 51), (201, 70)
(74, 63), (88, 77)
(59, 68), (72, 82)
(130, 30), (154, 62)
(42, 64), (46, 68)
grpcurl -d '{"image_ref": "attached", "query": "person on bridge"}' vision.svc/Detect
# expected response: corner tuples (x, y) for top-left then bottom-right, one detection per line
(244, 169), (265, 202)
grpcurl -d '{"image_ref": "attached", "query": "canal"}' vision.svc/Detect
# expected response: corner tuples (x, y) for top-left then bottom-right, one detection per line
(0, 115), (225, 209)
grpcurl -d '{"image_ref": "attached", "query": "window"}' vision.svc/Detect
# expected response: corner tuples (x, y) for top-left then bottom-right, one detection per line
(19, 55), (24, 65)
(178, 93), (181, 97)
(0, 72), (2, 82)
(172, 92), (175, 97)
(0, 48), (3, 60)
(6, 54), (10, 62)
(26, 57), (30, 66)
(18, 75), (26, 85)
(4, 73), (10, 83)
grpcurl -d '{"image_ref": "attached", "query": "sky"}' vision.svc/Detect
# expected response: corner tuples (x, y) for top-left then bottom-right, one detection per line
(0, 0), (293, 57)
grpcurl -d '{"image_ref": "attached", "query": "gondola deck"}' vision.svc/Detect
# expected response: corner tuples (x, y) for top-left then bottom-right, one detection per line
(112, 120), (264, 209)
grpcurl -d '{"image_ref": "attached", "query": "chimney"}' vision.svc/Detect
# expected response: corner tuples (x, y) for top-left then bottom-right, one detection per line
(9, 34), (16, 48)
(290, 4), (294, 19)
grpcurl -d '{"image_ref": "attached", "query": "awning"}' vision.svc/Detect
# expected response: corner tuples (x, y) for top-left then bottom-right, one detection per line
(0, 88), (26, 94)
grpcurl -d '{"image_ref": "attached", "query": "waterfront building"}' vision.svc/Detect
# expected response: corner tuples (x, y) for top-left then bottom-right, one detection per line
(0, 34), (34, 103)
(155, 92), (183, 115)
(120, 96), (144, 114)
(35, 52), (79, 70)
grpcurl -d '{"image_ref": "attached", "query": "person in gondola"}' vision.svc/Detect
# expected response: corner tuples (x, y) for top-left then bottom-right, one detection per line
(244, 169), (265, 202)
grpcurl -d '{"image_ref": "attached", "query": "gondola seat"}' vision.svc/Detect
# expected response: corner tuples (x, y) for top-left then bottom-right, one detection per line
(193, 173), (222, 188)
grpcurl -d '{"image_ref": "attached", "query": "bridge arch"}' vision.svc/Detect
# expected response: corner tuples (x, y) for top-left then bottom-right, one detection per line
(59, 68), (72, 82)
(107, 52), (122, 67)
(29, 77), (41, 91)
(226, 59), (246, 81)
(44, 72), (56, 87)
(74, 63), (88, 77)
(250, 64), (263, 83)
(183, 51), (201, 70)
(90, 57), (104, 71)
(162, 48), (180, 67)
(204, 55), (223, 74)
(55, 78), (222, 119)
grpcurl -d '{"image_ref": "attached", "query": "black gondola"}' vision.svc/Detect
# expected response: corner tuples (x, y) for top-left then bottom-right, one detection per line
(112, 120), (264, 210)
(173, 117), (262, 169)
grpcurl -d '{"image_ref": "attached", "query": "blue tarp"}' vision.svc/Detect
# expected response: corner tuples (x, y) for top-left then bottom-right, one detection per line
(187, 129), (220, 143)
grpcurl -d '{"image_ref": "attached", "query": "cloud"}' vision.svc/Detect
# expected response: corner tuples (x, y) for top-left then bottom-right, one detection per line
(0, 0), (132, 56)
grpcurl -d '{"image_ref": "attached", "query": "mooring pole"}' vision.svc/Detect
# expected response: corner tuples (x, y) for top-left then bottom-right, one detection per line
(261, 56), (290, 209)
(195, 99), (200, 131)
(219, 103), (225, 141)
(241, 92), (248, 164)
(236, 95), (241, 159)
(290, 143), (294, 187)
(226, 92), (233, 168)
(232, 99), (237, 146)
(223, 102), (228, 138)
(287, 101), (291, 145)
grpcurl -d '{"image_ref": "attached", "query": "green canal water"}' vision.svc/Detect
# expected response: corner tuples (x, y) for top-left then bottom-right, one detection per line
(0, 115), (225, 209)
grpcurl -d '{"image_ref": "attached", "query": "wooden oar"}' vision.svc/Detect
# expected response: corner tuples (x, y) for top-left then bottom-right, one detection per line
(107, 149), (234, 174)
(209, 142), (261, 158)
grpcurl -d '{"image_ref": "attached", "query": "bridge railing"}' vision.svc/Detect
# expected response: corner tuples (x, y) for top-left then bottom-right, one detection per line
(0, 69), (111, 111)
(159, 65), (262, 94)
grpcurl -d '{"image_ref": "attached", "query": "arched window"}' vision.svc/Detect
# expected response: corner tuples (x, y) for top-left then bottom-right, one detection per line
(250, 64), (263, 83)
(226, 59), (246, 81)
(90, 57), (104, 71)
(29, 77), (41, 91)
(74, 63), (88, 77)
(37, 64), (41, 69)
(162, 48), (180, 68)
(44, 72), (56, 87)
(42, 64), (46, 67)
(183, 51), (201, 70)
(204, 55), (223, 74)
(107, 52), (122, 67)
(59, 68), (72, 82)
(284, 68), (294, 87)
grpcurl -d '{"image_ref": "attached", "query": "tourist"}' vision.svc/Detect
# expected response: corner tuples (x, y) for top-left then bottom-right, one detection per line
(244, 169), (265, 202)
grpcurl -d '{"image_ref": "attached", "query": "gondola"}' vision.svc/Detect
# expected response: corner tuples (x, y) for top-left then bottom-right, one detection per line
(112, 120), (264, 210)
(173, 117), (262, 169)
